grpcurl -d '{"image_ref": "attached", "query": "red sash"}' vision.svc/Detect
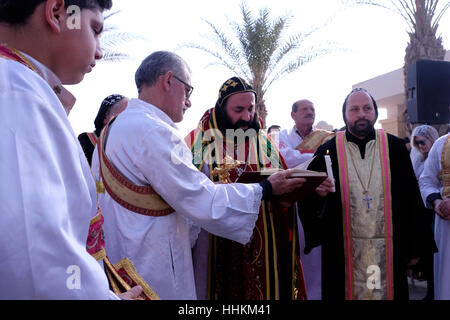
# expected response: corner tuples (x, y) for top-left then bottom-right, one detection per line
(98, 117), (174, 216)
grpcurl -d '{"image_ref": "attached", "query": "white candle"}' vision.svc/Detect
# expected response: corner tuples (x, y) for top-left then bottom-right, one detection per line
(324, 154), (335, 192)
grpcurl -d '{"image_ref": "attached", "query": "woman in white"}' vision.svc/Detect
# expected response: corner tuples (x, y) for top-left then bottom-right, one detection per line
(410, 125), (439, 300)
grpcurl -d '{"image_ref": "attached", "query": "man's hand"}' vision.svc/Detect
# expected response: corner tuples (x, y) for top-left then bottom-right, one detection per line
(315, 177), (335, 197)
(268, 169), (306, 196)
(118, 285), (143, 300)
(436, 198), (450, 220)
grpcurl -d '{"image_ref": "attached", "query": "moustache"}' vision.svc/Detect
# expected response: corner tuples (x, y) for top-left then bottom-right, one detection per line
(233, 120), (252, 129)
(355, 119), (370, 125)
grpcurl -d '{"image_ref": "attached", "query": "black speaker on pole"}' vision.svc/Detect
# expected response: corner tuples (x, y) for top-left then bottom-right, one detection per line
(407, 59), (450, 124)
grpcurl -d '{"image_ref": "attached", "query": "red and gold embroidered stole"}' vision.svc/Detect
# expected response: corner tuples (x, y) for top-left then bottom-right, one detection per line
(440, 135), (450, 198)
(296, 129), (335, 154)
(336, 130), (394, 300)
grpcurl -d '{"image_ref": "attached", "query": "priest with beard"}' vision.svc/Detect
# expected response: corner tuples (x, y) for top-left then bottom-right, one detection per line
(298, 88), (436, 300)
(185, 77), (326, 300)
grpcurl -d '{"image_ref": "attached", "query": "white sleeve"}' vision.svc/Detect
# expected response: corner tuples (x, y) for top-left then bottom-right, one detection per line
(278, 130), (314, 168)
(419, 138), (443, 207)
(134, 125), (261, 245)
(109, 291), (121, 300)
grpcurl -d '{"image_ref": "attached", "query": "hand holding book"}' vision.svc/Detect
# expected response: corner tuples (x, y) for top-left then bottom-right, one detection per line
(237, 166), (328, 202)
(267, 169), (307, 196)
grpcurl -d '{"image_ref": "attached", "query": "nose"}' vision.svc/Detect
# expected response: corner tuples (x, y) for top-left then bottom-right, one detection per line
(185, 97), (192, 109)
(95, 41), (103, 60)
(241, 111), (252, 122)
(356, 108), (367, 118)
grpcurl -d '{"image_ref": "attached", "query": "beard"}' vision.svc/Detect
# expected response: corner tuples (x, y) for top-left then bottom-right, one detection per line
(215, 106), (260, 134)
(347, 119), (375, 138)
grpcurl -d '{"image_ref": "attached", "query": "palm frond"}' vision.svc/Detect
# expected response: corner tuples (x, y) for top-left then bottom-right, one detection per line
(102, 52), (131, 62)
(99, 10), (147, 63)
(265, 46), (332, 91)
(182, 0), (336, 125)
(181, 42), (248, 77)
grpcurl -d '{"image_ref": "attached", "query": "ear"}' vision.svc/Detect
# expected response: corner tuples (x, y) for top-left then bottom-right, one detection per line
(44, 0), (66, 34)
(291, 111), (295, 120)
(161, 71), (173, 92)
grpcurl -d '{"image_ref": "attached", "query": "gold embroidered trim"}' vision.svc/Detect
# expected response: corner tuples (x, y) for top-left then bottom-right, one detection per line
(440, 135), (450, 198)
(114, 258), (161, 300)
(296, 129), (335, 152)
(103, 256), (131, 293)
(98, 117), (174, 216)
(96, 180), (105, 194)
(89, 212), (102, 225)
(91, 248), (106, 261)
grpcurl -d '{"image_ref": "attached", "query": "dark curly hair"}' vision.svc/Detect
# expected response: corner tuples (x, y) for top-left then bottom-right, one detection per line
(0, 0), (112, 25)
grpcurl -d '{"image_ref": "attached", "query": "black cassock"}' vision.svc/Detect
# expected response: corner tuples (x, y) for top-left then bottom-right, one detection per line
(299, 129), (436, 300)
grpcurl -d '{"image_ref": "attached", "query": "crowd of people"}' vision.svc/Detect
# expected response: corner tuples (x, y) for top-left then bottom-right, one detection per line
(1, 0), (449, 300)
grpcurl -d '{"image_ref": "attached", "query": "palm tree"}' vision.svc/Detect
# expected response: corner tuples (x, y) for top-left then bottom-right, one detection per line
(182, 2), (332, 127)
(357, 0), (450, 136)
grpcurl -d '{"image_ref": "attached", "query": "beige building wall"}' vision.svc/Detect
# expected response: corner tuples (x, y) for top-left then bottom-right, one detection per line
(315, 120), (334, 131)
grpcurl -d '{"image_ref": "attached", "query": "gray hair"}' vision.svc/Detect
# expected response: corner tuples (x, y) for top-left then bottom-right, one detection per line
(135, 51), (190, 93)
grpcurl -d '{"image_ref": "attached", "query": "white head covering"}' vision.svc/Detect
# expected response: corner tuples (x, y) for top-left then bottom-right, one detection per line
(410, 125), (439, 178)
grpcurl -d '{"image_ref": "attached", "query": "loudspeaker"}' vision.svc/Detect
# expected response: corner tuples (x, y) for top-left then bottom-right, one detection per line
(407, 59), (450, 124)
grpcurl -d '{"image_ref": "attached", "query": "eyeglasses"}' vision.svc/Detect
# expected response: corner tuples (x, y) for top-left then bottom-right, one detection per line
(173, 74), (194, 99)
(415, 139), (427, 146)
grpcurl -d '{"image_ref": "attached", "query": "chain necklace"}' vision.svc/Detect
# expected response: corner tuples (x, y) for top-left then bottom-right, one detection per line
(348, 140), (377, 209)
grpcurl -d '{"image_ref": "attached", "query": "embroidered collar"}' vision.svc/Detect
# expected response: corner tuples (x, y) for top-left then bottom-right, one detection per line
(345, 129), (376, 159)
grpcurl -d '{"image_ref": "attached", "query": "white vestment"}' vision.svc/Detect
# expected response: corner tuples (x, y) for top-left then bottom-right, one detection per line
(277, 125), (322, 300)
(0, 54), (114, 299)
(419, 133), (450, 300)
(277, 126), (315, 168)
(95, 98), (261, 300)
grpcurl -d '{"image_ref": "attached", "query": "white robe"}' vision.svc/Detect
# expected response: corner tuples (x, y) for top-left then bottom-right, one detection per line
(277, 125), (322, 300)
(278, 126), (315, 168)
(0, 54), (113, 299)
(95, 98), (261, 300)
(419, 133), (450, 300)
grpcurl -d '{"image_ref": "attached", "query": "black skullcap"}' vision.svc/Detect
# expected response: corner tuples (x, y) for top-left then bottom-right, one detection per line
(342, 88), (378, 125)
(94, 94), (126, 136)
(215, 77), (257, 109)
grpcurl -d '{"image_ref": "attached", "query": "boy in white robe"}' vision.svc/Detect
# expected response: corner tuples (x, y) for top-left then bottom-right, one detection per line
(0, 0), (140, 299)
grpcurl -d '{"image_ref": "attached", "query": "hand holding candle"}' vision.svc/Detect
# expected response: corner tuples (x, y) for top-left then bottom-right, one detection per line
(324, 151), (335, 192)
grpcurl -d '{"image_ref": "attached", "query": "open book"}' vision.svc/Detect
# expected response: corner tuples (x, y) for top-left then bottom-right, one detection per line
(236, 157), (327, 202)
